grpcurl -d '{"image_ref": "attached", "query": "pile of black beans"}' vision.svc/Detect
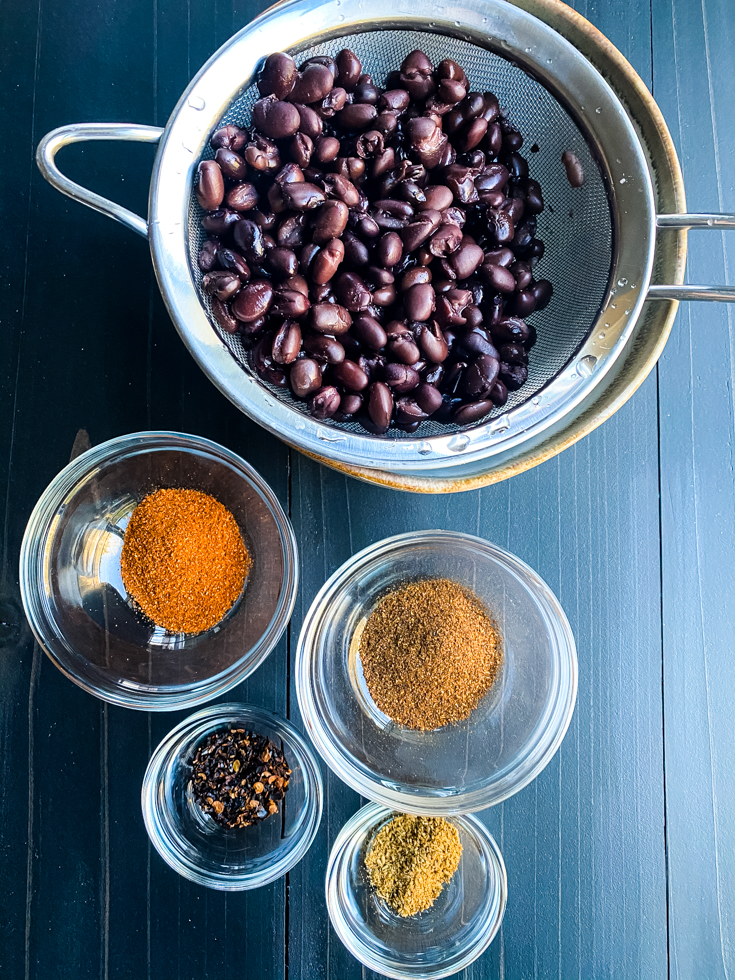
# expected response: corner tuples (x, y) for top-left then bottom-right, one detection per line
(195, 48), (553, 432)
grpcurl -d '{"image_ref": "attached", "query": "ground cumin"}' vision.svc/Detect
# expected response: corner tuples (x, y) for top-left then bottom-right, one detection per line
(120, 488), (250, 634)
(359, 578), (502, 731)
(364, 814), (462, 917)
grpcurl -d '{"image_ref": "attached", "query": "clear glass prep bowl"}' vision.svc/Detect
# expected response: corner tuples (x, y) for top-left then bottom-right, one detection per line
(326, 802), (506, 979)
(19, 431), (298, 710)
(296, 531), (577, 814)
(142, 703), (323, 889)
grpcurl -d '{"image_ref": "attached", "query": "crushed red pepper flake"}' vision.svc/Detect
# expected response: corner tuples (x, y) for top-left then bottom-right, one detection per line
(120, 488), (250, 634)
(359, 577), (503, 731)
(190, 728), (290, 829)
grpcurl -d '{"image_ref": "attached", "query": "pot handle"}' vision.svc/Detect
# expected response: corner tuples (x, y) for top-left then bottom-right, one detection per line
(36, 123), (164, 239)
(649, 213), (735, 301)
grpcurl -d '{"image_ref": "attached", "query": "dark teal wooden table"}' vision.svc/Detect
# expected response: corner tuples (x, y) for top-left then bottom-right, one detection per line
(2, 0), (734, 976)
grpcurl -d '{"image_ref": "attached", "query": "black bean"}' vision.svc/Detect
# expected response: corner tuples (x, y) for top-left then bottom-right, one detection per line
(338, 103), (378, 130)
(196, 160), (225, 210)
(215, 147), (248, 181)
(290, 357), (323, 397)
(211, 125), (247, 152)
(332, 359), (369, 392)
(225, 182), (259, 212)
(562, 150), (584, 187)
(399, 50), (435, 100)
(198, 238), (221, 272)
(490, 379), (509, 406)
(266, 246), (299, 278)
(253, 96), (301, 139)
(200, 209), (237, 236)
(337, 393), (363, 418)
(351, 315), (388, 350)
(290, 63), (334, 104)
(453, 399), (493, 424)
(532, 279), (553, 310)
(499, 362), (528, 390)
(417, 321), (449, 363)
(462, 354), (500, 398)
(387, 335), (421, 365)
(311, 303), (352, 334)
(368, 382), (394, 430)
(281, 182), (326, 211)
(336, 272), (371, 312)
(233, 219), (267, 264)
(311, 238), (345, 284)
(336, 49), (362, 90)
(202, 270), (241, 301)
(272, 320), (302, 364)
(481, 261), (516, 293)
(511, 288), (537, 318)
(218, 248), (250, 281)
(308, 385), (341, 419)
(403, 282), (435, 321)
(271, 286), (310, 318)
(259, 52), (298, 99)
(301, 333), (344, 365)
(232, 280), (274, 322)
(384, 362), (420, 392)
(245, 137), (281, 171)
(211, 296), (240, 334)
(312, 200), (349, 244)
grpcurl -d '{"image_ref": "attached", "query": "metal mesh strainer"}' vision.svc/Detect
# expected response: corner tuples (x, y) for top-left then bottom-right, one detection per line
(188, 29), (613, 438)
(37, 0), (735, 476)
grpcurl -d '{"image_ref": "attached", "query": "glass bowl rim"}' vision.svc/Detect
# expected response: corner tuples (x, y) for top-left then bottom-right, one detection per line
(19, 430), (298, 710)
(296, 529), (578, 814)
(325, 801), (508, 979)
(141, 701), (324, 890)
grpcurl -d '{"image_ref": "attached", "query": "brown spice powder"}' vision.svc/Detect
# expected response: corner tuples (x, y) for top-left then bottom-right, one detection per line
(359, 577), (502, 731)
(120, 488), (250, 634)
(364, 814), (462, 917)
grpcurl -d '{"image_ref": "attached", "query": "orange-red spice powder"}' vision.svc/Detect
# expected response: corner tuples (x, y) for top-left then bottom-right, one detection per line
(120, 488), (250, 634)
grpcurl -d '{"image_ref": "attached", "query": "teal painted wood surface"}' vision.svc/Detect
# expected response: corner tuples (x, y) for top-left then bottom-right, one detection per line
(0, 0), (731, 975)
(653, 1), (735, 978)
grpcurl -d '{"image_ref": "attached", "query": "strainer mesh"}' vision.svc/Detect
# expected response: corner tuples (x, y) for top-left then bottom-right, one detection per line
(187, 29), (612, 437)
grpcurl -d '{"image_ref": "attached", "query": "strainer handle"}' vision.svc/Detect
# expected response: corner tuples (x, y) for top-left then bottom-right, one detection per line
(36, 123), (164, 239)
(650, 213), (735, 302)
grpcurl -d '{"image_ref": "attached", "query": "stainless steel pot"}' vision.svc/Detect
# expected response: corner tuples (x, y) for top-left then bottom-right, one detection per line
(37, 0), (735, 491)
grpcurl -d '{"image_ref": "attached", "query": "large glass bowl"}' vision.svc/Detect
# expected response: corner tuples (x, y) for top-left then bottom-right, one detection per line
(142, 703), (323, 889)
(296, 531), (577, 814)
(326, 802), (506, 979)
(19, 431), (297, 710)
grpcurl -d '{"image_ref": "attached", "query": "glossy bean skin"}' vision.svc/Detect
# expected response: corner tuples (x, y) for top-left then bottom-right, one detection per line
(332, 359), (369, 392)
(232, 280), (274, 322)
(309, 385), (341, 419)
(272, 320), (302, 364)
(258, 52), (298, 99)
(368, 382), (394, 430)
(303, 333), (345, 364)
(290, 358), (323, 397)
(196, 160), (225, 210)
(196, 48), (555, 427)
(561, 150), (584, 187)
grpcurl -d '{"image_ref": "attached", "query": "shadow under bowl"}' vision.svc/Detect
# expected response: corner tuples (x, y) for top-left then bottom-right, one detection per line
(142, 703), (323, 889)
(326, 802), (506, 979)
(19, 431), (297, 709)
(296, 530), (577, 814)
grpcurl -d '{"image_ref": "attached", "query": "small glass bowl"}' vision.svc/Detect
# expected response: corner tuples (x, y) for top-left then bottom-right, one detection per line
(326, 803), (506, 979)
(19, 431), (297, 710)
(296, 530), (577, 814)
(142, 703), (323, 889)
